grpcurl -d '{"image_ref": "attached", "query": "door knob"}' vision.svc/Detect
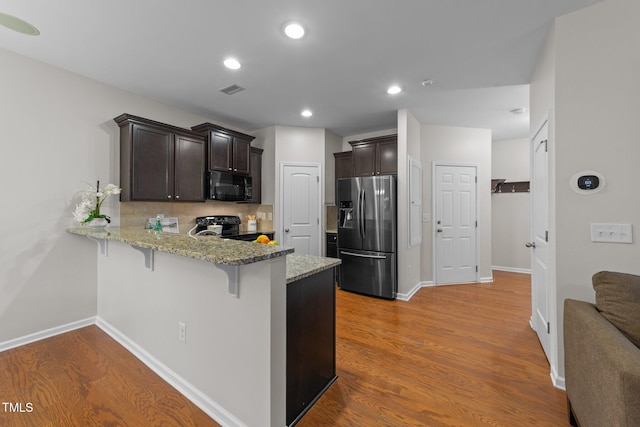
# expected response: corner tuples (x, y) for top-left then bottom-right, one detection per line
(285, 228), (290, 232)
(437, 228), (443, 233)
(525, 242), (536, 248)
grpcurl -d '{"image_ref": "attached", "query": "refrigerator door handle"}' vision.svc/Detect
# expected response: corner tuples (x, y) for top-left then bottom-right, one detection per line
(341, 251), (387, 260)
(360, 189), (365, 239)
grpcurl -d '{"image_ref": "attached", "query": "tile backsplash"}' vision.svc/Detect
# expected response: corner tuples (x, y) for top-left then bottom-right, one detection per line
(120, 201), (273, 234)
(326, 205), (337, 232)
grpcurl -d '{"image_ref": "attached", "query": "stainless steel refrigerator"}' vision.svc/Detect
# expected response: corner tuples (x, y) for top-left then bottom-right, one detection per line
(337, 175), (397, 299)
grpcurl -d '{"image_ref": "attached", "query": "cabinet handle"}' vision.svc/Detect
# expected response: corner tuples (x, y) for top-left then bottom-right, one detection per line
(175, 195), (180, 199)
(167, 195), (172, 199)
(234, 168), (237, 171)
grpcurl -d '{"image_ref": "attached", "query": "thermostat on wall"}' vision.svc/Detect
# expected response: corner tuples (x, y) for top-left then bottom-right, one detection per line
(570, 171), (605, 194)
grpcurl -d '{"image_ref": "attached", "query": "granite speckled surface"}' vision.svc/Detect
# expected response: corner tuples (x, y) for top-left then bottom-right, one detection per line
(286, 254), (341, 284)
(67, 227), (293, 266)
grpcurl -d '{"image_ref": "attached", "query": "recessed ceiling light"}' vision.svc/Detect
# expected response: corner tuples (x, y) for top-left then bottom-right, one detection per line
(223, 58), (241, 70)
(0, 12), (39, 36)
(301, 109), (313, 117)
(284, 22), (305, 39)
(387, 85), (402, 95)
(421, 79), (434, 87)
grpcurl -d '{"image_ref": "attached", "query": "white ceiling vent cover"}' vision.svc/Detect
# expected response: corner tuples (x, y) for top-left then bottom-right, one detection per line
(220, 84), (245, 95)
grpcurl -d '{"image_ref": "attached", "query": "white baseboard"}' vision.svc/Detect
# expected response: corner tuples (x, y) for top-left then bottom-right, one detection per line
(480, 276), (494, 283)
(551, 369), (566, 391)
(492, 265), (532, 274)
(396, 281), (434, 301)
(0, 317), (96, 353)
(96, 318), (245, 427)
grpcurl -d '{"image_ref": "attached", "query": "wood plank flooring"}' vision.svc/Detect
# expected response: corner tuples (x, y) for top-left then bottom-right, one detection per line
(0, 326), (219, 427)
(299, 270), (567, 426)
(0, 270), (566, 426)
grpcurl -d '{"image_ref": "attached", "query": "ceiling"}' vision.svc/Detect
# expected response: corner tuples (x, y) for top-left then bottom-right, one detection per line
(0, 0), (600, 139)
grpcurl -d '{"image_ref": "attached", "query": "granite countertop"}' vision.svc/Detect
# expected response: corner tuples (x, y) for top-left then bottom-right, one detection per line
(286, 254), (341, 284)
(67, 227), (293, 266)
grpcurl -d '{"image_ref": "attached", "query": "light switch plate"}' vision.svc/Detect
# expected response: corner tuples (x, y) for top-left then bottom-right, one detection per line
(590, 223), (633, 243)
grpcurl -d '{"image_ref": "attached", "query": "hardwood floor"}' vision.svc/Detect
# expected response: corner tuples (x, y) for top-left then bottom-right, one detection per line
(0, 270), (566, 426)
(299, 270), (567, 426)
(0, 326), (219, 427)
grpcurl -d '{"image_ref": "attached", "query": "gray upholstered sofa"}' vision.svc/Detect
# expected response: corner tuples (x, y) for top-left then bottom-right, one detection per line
(564, 271), (640, 427)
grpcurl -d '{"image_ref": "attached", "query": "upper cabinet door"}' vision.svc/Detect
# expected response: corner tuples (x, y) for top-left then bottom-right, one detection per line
(209, 133), (233, 172)
(232, 138), (251, 175)
(115, 114), (207, 202)
(174, 133), (205, 201)
(191, 122), (255, 176)
(334, 151), (353, 180)
(352, 144), (376, 176)
(377, 139), (397, 175)
(131, 124), (173, 201)
(348, 135), (397, 177)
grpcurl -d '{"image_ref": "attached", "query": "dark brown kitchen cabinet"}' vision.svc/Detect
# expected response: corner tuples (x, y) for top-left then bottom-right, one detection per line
(115, 114), (205, 202)
(333, 151), (353, 180)
(287, 267), (337, 426)
(349, 134), (397, 176)
(191, 122), (255, 176)
(247, 146), (263, 204)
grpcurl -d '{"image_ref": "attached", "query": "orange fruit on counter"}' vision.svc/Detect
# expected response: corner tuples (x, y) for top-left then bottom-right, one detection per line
(256, 235), (270, 244)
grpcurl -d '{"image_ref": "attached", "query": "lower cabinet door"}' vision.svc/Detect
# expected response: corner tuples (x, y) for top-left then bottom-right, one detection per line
(286, 268), (336, 425)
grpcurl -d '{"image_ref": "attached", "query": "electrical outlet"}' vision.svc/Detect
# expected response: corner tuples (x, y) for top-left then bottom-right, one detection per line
(178, 322), (186, 343)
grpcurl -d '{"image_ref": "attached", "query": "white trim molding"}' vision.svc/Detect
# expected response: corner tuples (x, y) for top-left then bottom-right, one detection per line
(492, 265), (532, 274)
(396, 281), (435, 301)
(0, 317), (96, 353)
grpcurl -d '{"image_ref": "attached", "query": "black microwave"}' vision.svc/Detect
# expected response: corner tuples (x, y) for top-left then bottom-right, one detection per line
(207, 170), (252, 202)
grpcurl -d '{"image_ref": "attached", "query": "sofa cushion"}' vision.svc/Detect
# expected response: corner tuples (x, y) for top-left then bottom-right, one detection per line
(593, 271), (640, 348)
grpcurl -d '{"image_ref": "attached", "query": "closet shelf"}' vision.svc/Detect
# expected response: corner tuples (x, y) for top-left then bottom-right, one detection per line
(491, 179), (529, 193)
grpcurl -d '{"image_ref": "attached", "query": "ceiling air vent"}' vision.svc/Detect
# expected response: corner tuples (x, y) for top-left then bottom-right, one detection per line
(219, 84), (245, 95)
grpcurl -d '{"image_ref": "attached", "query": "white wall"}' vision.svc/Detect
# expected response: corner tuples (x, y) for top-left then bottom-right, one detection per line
(420, 124), (493, 283)
(397, 110), (423, 298)
(273, 125), (326, 249)
(250, 126), (276, 205)
(98, 243), (286, 427)
(0, 48), (232, 344)
(531, 0), (640, 382)
(324, 130), (343, 205)
(491, 138), (531, 272)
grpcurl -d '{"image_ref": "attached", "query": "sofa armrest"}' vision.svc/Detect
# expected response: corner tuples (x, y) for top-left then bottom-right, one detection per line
(564, 299), (640, 427)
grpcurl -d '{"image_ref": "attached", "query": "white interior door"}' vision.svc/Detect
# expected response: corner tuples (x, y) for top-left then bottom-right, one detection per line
(281, 163), (321, 255)
(434, 164), (478, 284)
(530, 120), (551, 362)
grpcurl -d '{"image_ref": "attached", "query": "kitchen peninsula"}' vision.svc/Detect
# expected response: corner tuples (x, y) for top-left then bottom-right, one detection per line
(67, 227), (339, 427)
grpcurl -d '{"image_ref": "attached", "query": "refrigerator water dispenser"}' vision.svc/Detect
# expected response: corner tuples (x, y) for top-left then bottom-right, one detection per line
(339, 201), (354, 228)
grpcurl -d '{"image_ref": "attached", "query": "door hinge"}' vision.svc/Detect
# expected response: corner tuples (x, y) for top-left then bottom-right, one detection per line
(545, 230), (549, 242)
(476, 265), (478, 273)
(543, 139), (548, 152)
(547, 322), (550, 334)
(475, 176), (478, 183)
(475, 220), (478, 228)
(317, 218), (320, 225)
(316, 176), (320, 183)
